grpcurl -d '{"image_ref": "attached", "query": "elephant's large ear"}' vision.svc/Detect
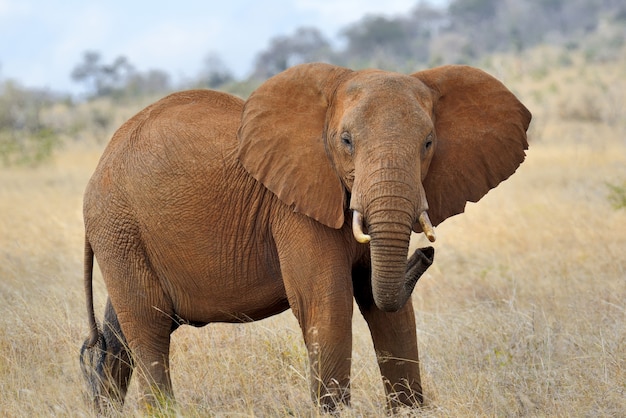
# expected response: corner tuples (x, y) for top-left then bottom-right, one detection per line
(412, 65), (531, 227)
(238, 63), (353, 229)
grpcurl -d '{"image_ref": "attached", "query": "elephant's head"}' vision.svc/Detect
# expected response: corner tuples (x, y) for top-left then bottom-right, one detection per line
(238, 63), (531, 312)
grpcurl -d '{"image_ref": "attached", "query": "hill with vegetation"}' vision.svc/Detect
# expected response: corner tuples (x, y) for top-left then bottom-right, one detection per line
(1, 0), (624, 166)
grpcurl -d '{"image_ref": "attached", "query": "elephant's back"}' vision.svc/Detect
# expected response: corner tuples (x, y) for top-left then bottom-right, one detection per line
(86, 89), (244, 193)
(103, 89), (243, 165)
(84, 89), (247, 244)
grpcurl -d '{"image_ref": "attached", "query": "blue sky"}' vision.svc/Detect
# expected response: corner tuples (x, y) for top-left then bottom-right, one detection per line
(0, 0), (445, 94)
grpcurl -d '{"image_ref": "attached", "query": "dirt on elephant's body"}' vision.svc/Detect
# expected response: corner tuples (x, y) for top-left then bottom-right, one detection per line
(1, 47), (625, 416)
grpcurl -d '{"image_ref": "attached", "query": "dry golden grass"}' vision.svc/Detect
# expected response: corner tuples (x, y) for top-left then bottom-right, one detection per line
(1, 47), (625, 416)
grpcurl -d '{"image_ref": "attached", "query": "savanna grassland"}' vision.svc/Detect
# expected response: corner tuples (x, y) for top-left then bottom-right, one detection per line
(1, 46), (625, 417)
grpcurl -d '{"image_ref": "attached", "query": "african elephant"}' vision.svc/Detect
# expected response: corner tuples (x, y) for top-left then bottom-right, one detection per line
(80, 63), (531, 413)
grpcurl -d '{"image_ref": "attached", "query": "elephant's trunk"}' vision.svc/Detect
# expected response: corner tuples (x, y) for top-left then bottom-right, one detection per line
(350, 148), (437, 311)
(366, 219), (435, 311)
(369, 221), (414, 312)
(370, 237), (413, 312)
(359, 174), (432, 311)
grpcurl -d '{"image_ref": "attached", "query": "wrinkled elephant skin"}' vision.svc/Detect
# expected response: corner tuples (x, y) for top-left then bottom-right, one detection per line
(80, 63), (531, 413)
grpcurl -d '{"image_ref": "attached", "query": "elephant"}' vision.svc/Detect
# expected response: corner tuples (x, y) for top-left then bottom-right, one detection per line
(80, 62), (531, 413)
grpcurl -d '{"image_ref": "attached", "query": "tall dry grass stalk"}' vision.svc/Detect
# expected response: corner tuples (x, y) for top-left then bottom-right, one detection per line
(1, 48), (625, 416)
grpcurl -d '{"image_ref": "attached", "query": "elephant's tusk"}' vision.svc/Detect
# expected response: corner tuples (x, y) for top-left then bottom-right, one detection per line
(419, 211), (436, 243)
(352, 210), (371, 244)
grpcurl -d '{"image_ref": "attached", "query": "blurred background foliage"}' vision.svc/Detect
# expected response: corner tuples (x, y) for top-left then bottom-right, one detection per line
(0, 0), (624, 166)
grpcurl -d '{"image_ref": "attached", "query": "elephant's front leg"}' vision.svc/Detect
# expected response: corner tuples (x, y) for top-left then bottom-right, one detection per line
(353, 264), (423, 410)
(276, 225), (354, 412)
(301, 305), (353, 411)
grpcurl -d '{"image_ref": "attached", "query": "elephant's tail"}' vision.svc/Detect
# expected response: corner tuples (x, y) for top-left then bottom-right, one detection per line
(84, 236), (101, 348)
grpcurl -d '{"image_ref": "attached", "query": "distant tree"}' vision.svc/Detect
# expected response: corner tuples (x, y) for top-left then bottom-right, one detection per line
(445, 0), (501, 52)
(252, 27), (333, 79)
(428, 32), (476, 65)
(410, 1), (450, 39)
(198, 53), (234, 88)
(0, 80), (60, 165)
(404, 1), (451, 65)
(443, 0), (624, 55)
(448, 0), (499, 25)
(71, 51), (135, 98)
(125, 69), (171, 97)
(342, 15), (412, 62)
(341, 12), (439, 70)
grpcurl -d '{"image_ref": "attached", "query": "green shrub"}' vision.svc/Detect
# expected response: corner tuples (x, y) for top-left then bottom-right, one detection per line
(606, 181), (626, 209)
(0, 128), (60, 166)
(0, 81), (62, 166)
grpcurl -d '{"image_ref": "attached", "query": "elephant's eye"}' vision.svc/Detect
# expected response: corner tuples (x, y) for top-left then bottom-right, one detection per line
(424, 133), (434, 151)
(341, 132), (354, 153)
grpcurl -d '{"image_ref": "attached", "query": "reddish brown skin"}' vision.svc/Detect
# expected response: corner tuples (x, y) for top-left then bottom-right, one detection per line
(81, 63), (530, 412)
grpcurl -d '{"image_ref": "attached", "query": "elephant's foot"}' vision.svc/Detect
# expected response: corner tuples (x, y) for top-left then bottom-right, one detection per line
(141, 388), (177, 416)
(315, 381), (351, 414)
(384, 377), (424, 412)
(80, 336), (126, 413)
(80, 327), (133, 413)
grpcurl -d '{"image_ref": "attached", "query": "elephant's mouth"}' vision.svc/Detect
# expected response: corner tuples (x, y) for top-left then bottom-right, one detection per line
(351, 210), (436, 244)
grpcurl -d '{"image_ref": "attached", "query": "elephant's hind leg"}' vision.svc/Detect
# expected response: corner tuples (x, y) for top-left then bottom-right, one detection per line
(80, 298), (133, 413)
(110, 279), (176, 410)
(96, 231), (177, 411)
